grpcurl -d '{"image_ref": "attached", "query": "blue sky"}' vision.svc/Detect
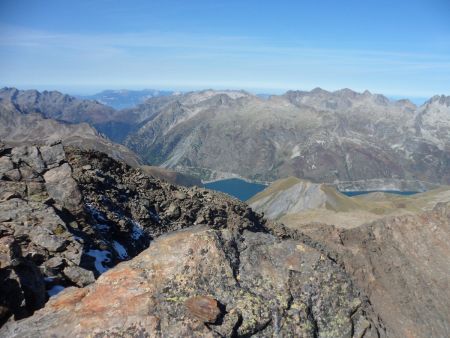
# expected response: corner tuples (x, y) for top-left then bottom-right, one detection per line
(0, 0), (449, 99)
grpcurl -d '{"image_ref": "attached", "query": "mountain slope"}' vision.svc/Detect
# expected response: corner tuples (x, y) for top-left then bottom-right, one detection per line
(298, 202), (450, 338)
(121, 88), (450, 186)
(0, 87), (116, 124)
(249, 175), (450, 227)
(0, 96), (141, 167)
(248, 177), (360, 219)
(250, 176), (450, 338)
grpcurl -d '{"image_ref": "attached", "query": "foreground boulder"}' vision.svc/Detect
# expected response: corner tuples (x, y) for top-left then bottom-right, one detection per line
(0, 224), (384, 337)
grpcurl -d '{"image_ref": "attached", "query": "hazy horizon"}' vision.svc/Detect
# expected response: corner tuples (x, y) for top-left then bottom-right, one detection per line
(1, 0), (449, 99)
(1, 83), (433, 106)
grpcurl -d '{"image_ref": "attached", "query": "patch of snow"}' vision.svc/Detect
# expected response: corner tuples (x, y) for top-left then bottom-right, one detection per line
(131, 220), (144, 240)
(94, 223), (109, 231)
(85, 203), (109, 231)
(44, 277), (56, 282)
(86, 249), (111, 274)
(113, 240), (128, 259)
(85, 203), (107, 222)
(73, 235), (84, 243)
(345, 153), (352, 170)
(47, 285), (65, 297)
(290, 145), (301, 159)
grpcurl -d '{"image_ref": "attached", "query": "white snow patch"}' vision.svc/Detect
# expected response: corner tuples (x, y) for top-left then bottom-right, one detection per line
(94, 223), (109, 231)
(73, 235), (84, 243)
(290, 145), (301, 159)
(113, 241), (128, 259)
(86, 250), (111, 274)
(85, 203), (109, 231)
(131, 220), (144, 240)
(86, 203), (107, 222)
(48, 285), (65, 297)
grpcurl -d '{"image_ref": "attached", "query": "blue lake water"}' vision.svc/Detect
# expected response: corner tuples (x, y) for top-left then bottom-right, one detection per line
(341, 190), (419, 197)
(204, 178), (420, 201)
(204, 178), (267, 201)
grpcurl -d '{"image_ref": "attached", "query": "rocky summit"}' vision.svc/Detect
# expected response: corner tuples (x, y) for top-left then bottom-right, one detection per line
(0, 142), (388, 337)
(250, 177), (450, 337)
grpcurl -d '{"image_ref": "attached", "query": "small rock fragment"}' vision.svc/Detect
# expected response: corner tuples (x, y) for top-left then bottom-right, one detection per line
(184, 296), (222, 323)
(63, 266), (95, 287)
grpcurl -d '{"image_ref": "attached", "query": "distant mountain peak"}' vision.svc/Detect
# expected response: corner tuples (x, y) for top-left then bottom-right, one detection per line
(428, 94), (450, 106)
(311, 87), (329, 94)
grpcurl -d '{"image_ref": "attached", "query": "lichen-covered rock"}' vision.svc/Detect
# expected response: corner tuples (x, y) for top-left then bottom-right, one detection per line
(0, 226), (384, 337)
(43, 163), (82, 212)
(285, 202), (450, 338)
(63, 266), (95, 287)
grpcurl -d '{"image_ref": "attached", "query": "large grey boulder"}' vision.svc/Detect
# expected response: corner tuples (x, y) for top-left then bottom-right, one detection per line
(43, 163), (82, 212)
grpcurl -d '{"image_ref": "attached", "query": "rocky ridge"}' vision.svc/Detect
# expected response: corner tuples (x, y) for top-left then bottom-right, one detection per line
(250, 178), (450, 337)
(297, 202), (450, 338)
(0, 87), (116, 124)
(0, 142), (264, 323)
(0, 143), (385, 337)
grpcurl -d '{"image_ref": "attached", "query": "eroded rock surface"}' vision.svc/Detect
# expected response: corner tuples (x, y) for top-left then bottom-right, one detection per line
(292, 202), (450, 338)
(0, 225), (384, 337)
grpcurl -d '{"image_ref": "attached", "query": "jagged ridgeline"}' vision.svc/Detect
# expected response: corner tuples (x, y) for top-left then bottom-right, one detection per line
(119, 89), (450, 185)
(2, 87), (450, 187)
(0, 143), (385, 337)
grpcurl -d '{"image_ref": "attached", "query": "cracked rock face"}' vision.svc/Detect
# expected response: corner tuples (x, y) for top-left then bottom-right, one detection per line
(0, 225), (384, 337)
(296, 203), (450, 338)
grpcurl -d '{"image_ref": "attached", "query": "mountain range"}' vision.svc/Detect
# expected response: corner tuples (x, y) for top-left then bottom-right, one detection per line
(2, 86), (449, 190)
(116, 88), (450, 187)
(78, 89), (173, 109)
(0, 88), (140, 167)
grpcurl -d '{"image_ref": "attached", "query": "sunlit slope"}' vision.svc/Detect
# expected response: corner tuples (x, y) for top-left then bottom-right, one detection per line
(248, 177), (362, 219)
(249, 177), (450, 228)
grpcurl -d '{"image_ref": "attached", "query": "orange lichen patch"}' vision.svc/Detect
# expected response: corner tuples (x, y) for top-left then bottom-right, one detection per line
(78, 284), (120, 315)
(76, 292), (157, 331)
(99, 265), (142, 286)
(48, 288), (88, 310)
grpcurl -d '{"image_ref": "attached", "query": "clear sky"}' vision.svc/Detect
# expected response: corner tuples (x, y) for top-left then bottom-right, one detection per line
(0, 0), (449, 99)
